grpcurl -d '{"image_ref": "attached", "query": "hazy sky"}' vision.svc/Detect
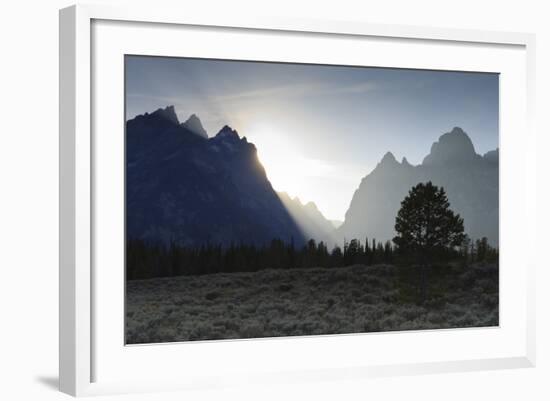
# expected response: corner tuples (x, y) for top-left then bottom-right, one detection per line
(126, 55), (499, 221)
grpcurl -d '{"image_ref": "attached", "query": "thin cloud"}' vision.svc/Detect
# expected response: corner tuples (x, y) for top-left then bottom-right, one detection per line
(212, 82), (327, 102)
(213, 81), (379, 103)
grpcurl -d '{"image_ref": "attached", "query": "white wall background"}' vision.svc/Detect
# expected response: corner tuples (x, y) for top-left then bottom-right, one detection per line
(0, 0), (547, 399)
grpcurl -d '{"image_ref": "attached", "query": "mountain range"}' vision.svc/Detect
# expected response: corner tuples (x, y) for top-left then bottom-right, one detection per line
(127, 106), (499, 248)
(126, 106), (306, 247)
(337, 127), (498, 245)
(277, 192), (337, 245)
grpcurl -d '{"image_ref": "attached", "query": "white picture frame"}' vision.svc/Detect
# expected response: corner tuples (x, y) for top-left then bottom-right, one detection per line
(59, 4), (536, 397)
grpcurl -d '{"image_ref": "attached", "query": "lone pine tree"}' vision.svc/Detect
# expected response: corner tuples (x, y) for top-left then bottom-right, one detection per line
(393, 181), (465, 301)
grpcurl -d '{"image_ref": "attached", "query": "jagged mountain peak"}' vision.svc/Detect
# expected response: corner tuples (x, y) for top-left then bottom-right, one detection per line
(182, 114), (208, 139)
(304, 201), (319, 211)
(215, 125), (240, 140)
(339, 126), (498, 246)
(126, 108), (306, 247)
(380, 151), (398, 165)
(277, 191), (337, 246)
(422, 127), (477, 166)
(150, 105), (180, 125)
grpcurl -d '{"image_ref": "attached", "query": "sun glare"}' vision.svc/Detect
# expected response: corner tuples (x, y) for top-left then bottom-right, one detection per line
(249, 126), (337, 217)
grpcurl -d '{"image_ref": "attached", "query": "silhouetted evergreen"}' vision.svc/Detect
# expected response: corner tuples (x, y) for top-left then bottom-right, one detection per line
(127, 237), (398, 280)
(392, 182), (466, 301)
(393, 182), (466, 258)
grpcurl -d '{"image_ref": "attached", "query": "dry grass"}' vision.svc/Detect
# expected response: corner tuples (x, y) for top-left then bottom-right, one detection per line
(126, 263), (498, 344)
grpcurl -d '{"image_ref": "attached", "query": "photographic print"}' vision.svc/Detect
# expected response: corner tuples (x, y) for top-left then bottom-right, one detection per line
(125, 56), (499, 344)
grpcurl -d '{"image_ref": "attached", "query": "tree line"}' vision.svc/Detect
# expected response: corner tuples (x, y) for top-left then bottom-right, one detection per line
(127, 182), (498, 280)
(127, 237), (394, 280)
(126, 234), (496, 280)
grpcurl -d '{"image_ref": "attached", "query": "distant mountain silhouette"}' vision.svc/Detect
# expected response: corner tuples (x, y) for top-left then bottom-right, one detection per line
(128, 112), (498, 248)
(277, 192), (336, 245)
(338, 127), (498, 245)
(482, 149), (499, 165)
(181, 114), (208, 139)
(126, 106), (305, 247)
(422, 127), (479, 165)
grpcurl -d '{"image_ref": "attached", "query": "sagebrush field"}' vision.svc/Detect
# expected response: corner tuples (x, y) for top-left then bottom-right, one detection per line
(126, 263), (498, 344)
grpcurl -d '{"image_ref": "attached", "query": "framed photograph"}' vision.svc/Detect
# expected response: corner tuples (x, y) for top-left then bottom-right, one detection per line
(59, 4), (536, 396)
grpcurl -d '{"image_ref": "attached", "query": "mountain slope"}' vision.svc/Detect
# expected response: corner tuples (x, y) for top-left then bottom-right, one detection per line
(181, 114), (208, 138)
(277, 192), (337, 246)
(126, 106), (306, 247)
(338, 127), (498, 245)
